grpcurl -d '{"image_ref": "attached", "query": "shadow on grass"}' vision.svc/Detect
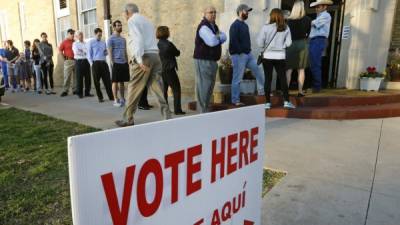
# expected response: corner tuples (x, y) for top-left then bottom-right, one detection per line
(0, 108), (99, 225)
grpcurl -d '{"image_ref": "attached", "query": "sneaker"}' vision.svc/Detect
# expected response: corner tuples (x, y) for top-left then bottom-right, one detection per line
(120, 99), (126, 107)
(283, 101), (296, 109)
(38, 90), (42, 94)
(233, 102), (245, 107)
(264, 103), (271, 110)
(113, 100), (121, 107)
(46, 90), (51, 95)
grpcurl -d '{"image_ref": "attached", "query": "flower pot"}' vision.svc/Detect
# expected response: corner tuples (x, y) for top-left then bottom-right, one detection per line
(360, 77), (384, 91)
(218, 66), (233, 84)
(240, 80), (256, 95)
(390, 68), (400, 82)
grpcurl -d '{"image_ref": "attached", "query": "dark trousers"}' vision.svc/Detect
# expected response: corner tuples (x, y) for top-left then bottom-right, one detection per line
(92, 61), (113, 101)
(309, 37), (327, 91)
(262, 59), (289, 103)
(75, 59), (91, 96)
(41, 62), (54, 90)
(139, 87), (150, 106)
(162, 69), (183, 112)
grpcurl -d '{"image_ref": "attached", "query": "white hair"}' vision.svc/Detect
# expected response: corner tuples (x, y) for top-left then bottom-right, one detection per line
(288, 0), (306, 20)
(125, 3), (139, 13)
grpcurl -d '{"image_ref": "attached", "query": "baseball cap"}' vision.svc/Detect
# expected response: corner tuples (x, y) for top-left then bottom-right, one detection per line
(236, 4), (253, 14)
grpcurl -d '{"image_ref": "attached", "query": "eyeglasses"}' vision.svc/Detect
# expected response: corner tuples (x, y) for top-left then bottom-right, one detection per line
(207, 11), (217, 14)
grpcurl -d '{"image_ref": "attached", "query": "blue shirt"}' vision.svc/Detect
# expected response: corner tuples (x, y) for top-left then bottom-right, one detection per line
(309, 11), (332, 39)
(25, 48), (31, 60)
(88, 39), (108, 65)
(107, 34), (127, 64)
(229, 19), (252, 55)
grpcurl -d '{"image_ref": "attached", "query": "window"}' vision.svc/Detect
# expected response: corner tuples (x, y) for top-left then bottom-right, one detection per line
(59, 0), (67, 9)
(79, 0), (97, 39)
(57, 16), (71, 43)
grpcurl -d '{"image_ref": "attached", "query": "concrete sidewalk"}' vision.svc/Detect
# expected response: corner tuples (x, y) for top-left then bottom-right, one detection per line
(2, 90), (399, 225)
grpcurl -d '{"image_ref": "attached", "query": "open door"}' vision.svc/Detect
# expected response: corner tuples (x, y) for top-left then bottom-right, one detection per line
(281, 0), (345, 89)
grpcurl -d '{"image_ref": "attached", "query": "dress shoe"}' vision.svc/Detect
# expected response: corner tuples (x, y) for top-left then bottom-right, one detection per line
(175, 111), (186, 115)
(138, 105), (151, 110)
(60, 92), (68, 97)
(115, 120), (134, 127)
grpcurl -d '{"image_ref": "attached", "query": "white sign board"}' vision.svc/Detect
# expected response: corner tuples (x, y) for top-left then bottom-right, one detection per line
(68, 105), (265, 225)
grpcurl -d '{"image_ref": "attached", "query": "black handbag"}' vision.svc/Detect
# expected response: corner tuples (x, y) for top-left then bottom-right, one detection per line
(257, 31), (278, 65)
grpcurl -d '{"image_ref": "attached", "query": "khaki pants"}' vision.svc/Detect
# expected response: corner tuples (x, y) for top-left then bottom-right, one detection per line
(62, 59), (76, 93)
(124, 53), (171, 121)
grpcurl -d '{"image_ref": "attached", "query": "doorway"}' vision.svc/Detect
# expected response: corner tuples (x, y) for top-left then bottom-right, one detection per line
(281, 0), (345, 89)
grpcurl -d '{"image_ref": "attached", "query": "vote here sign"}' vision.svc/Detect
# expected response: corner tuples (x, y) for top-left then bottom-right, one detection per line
(68, 105), (265, 225)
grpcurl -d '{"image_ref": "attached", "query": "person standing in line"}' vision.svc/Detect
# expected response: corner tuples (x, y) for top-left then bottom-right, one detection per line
(115, 3), (171, 127)
(286, 0), (312, 97)
(257, 8), (295, 110)
(87, 28), (114, 103)
(38, 32), (56, 95)
(229, 4), (265, 106)
(72, 31), (93, 98)
(0, 42), (9, 89)
(60, 29), (77, 97)
(308, 0), (332, 93)
(32, 39), (43, 94)
(4, 40), (19, 92)
(23, 40), (33, 91)
(15, 52), (30, 91)
(107, 20), (129, 107)
(193, 6), (227, 113)
(157, 26), (186, 115)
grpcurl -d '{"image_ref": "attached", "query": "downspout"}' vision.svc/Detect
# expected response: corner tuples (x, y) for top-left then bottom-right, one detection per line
(103, 0), (111, 40)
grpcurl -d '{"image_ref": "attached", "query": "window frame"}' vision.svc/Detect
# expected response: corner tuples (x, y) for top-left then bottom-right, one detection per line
(77, 0), (98, 40)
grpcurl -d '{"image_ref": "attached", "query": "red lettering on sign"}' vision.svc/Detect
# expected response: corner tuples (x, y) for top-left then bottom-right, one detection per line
(101, 165), (136, 225)
(250, 127), (259, 163)
(193, 218), (204, 225)
(239, 130), (249, 169)
(211, 137), (225, 183)
(227, 133), (238, 175)
(164, 150), (185, 204)
(187, 145), (202, 196)
(137, 159), (163, 217)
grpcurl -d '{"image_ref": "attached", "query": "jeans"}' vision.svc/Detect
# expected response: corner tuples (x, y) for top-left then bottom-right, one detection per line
(1, 62), (8, 88)
(33, 64), (42, 91)
(309, 37), (327, 91)
(231, 53), (265, 104)
(194, 59), (218, 113)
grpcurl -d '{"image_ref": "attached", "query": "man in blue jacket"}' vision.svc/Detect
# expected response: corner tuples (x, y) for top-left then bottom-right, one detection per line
(229, 4), (264, 106)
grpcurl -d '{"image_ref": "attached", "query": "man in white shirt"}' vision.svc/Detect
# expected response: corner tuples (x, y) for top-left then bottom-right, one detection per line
(115, 3), (171, 127)
(72, 31), (93, 98)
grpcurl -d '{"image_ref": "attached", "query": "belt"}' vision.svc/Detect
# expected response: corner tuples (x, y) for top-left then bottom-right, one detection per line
(64, 56), (74, 60)
(310, 36), (327, 40)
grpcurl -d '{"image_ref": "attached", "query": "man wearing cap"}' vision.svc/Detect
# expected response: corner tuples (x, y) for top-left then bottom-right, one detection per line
(309, 0), (333, 93)
(60, 29), (77, 97)
(229, 4), (265, 106)
(193, 6), (227, 113)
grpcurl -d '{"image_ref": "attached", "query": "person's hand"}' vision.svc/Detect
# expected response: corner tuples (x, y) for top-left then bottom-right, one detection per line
(139, 64), (149, 72)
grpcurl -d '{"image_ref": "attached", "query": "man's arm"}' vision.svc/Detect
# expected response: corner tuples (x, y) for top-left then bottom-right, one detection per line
(128, 20), (144, 64)
(59, 41), (65, 56)
(199, 25), (221, 47)
(229, 23), (241, 53)
(312, 13), (331, 29)
(87, 41), (93, 65)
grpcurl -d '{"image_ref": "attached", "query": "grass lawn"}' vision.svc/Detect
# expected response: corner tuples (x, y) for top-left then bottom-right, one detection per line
(0, 108), (284, 224)
(0, 108), (99, 225)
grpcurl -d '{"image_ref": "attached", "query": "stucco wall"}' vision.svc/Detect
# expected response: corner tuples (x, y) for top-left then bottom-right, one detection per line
(337, 0), (398, 89)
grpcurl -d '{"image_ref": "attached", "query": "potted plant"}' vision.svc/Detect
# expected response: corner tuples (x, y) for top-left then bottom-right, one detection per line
(217, 51), (233, 94)
(359, 66), (385, 91)
(388, 49), (400, 82)
(240, 69), (257, 95)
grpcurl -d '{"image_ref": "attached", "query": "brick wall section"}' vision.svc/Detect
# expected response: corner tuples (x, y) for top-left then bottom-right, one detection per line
(392, 0), (400, 49)
(107, 0), (224, 96)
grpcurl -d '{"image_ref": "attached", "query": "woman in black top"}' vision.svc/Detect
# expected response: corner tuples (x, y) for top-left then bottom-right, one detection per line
(286, 0), (311, 97)
(157, 26), (185, 115)
(32, 39), (42, 93)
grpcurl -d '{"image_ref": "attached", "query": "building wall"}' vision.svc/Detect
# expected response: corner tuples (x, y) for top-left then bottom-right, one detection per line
(391, 0), (400, 49)
(106, 0), (225, 96)
(336, 0), (398, 89)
